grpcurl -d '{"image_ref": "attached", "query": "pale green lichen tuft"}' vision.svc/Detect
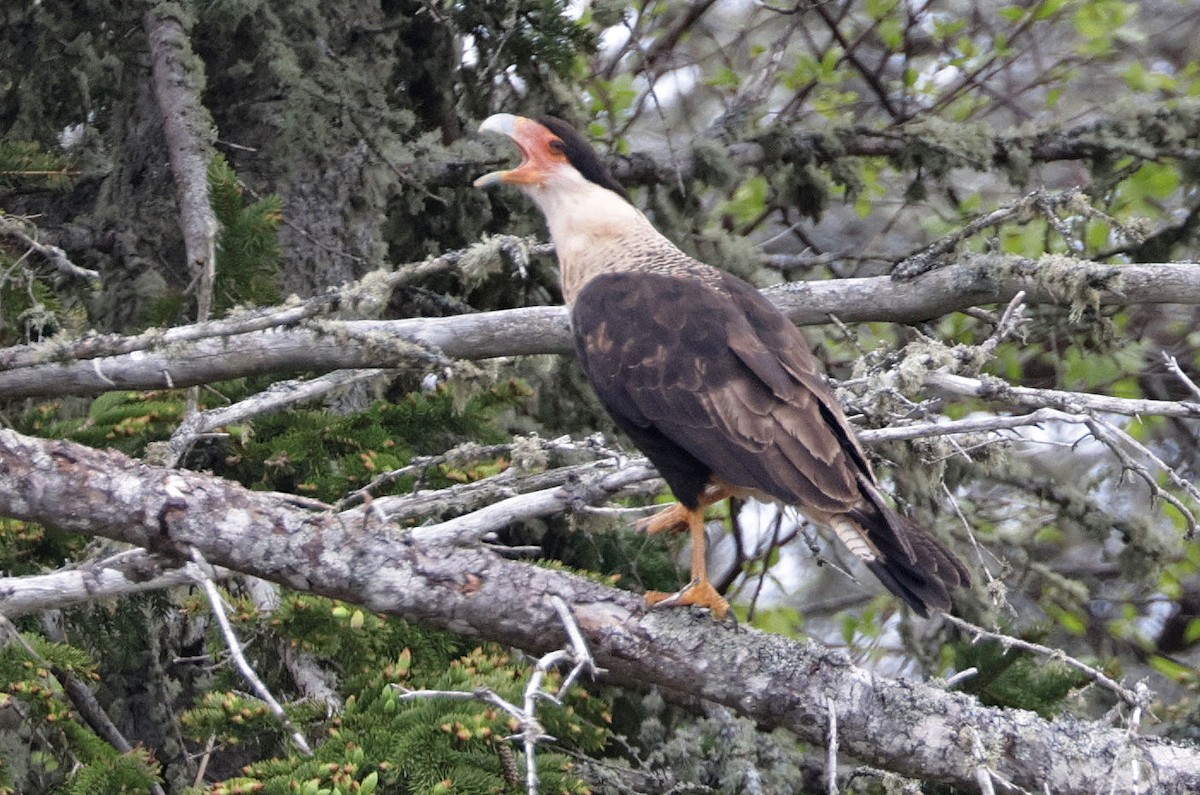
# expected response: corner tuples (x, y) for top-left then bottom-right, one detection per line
(457, 235), (515, 290)
(1033, 254), (1120, 322)
(509, 432), (548, 473)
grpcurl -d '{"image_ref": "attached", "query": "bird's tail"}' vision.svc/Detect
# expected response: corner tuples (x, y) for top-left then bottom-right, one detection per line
(835, 481), (971, 617)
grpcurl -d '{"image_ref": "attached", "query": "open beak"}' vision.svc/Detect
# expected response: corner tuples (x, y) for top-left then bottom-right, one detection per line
(473, 113), (555, 189)
(473, 114), (519, 188)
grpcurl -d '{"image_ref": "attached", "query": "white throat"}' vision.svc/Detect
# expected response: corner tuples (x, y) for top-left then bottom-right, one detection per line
(517, 169), (669, 303)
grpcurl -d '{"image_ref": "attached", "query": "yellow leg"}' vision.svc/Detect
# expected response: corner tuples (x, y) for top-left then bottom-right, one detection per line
(636, 502), (691, 535)
(645, 507), (731, 619)
(635, 484), (734, 536)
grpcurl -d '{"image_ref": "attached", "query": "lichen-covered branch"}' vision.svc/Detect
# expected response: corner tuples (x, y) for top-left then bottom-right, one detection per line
(2, 254), (1199, 399)
(143, 2), (218, 318)
(925, 371), (1200, 419)
(0, 428), (1197, 794)
(442, 103), (1200, 190)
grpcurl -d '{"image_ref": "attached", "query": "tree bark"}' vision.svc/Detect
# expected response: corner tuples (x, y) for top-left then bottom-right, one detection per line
(2, 254), (1199, 399)
(144, 2), (218, 316)
(0, 428), (1195, 795)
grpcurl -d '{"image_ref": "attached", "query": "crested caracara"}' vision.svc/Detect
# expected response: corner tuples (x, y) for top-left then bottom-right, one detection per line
(474, 114), (969, 619)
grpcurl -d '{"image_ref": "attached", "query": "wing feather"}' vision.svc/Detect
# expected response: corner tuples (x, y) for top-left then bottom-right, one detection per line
(571, 270), (860, 514)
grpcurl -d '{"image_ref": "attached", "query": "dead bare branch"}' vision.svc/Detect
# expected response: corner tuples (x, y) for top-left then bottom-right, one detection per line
(144, 3), (218, 318)
(3, 253), (1200, 399)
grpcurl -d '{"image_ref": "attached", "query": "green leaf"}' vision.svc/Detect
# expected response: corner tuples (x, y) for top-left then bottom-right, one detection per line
(706, 66), (741, 90)
(1034, 0), (1071, 20)
(1184, 618), (1200, 647)
(1149, 654), (1195, 681)
(721, 176), (769, 226)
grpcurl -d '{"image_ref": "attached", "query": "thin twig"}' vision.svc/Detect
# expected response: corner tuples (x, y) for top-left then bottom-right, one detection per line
(548, 595), (604, 695)
(1163, 353), (1200, 401)
(398, 596), (602, 795)
(189, 549), (313, 756)
(978, 290), (1029, 357)
(192, 734), (216, 789)
(1085, 417), (1199, 536)
(940, 613), (1143, 708)
(825, 696), (840, 795)
(0, 216), (99, 280)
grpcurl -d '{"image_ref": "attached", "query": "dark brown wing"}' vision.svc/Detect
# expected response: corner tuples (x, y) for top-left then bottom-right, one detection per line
(571, 268), (970, 615)
(570, 270), (862, 514)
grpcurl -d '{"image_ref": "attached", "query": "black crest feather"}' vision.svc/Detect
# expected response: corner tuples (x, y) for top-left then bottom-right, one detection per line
(537, 116), (630, 200)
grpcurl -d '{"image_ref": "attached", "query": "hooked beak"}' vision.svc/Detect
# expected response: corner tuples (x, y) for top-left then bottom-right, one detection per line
(473, 113), (556, 189)
(473, 114), (519, 188)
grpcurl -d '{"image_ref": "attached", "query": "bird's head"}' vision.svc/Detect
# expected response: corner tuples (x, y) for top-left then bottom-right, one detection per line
(473, 114), (653, 302)
(473, 114), (629, 202)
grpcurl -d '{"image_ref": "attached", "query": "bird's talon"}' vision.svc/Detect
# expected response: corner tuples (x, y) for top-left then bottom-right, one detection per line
(645, 581), (730, 620)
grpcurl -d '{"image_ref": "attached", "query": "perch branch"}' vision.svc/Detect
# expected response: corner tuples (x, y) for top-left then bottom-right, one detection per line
(1, 429), (1198, 794)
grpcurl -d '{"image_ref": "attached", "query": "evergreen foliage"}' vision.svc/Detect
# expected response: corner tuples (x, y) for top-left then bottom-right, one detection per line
(27, 391), (187, 454)
(209, 154), (283, 314)
(0, 631), (161, 795)
(182, 631), (608, 795)
(0, 141), (75, 190)
(215, 380), (529, 501)
(951, 633), (1092, 718)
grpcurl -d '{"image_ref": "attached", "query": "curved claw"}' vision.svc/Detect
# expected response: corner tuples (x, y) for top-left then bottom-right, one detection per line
(646, 580), (731, 620)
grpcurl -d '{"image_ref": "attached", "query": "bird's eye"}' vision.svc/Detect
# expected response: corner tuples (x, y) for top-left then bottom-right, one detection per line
(548, 138), (567, 155)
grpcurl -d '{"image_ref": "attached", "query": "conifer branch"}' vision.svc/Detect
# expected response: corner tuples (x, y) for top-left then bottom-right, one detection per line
(0, 615), (168, 795)
(160, 368), (390, 467)
(399, 595), (602, 795)
(939, 613), (1143, 710)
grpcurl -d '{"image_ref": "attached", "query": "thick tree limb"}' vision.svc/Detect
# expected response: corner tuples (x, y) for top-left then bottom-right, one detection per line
(2, 254), (1199, 399)
(8, 398), (1194, 620)
(144, 2), (218, 317)
(0, 429), (1197, 794)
